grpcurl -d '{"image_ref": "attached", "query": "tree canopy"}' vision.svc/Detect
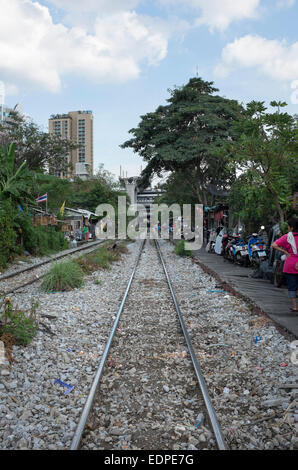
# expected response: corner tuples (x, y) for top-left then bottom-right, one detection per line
(226, 100), (298, 225)
(0, 111), (77, 174)
(121, 77), (242, 205)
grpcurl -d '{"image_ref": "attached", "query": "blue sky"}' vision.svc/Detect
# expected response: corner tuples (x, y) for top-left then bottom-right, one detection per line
(1, 0), (297, 179)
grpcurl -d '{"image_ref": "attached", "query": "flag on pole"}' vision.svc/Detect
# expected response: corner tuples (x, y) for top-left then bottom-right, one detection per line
(60, 201), (65, 217)
(36, 193), (47, 203)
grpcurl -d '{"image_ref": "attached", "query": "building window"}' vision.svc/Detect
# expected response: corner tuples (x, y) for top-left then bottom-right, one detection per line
(79, 145), (85, 161)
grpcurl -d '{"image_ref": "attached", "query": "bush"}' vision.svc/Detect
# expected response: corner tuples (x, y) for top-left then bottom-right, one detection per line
(174, 239), (192, 257)
(0, 297), (38, 345)
(34, 226), (68, 256)
(41, 260), (84, 292)
(9, 210), (69, 260)
(0, 200), (17, 269)
(20, 220), (68, 256)
(76, 243), (128, 274)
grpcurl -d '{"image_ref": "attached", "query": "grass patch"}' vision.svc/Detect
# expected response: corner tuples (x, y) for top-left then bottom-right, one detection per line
(41, 259), (84, 292)
(0, 297), (38, 346)
(76, 242), (128, 274)
(174, 239), (192, 257)
(40, 242), (129, 292)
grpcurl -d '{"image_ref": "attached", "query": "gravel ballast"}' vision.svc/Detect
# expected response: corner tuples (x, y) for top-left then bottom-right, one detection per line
(0, 239), (297, 450)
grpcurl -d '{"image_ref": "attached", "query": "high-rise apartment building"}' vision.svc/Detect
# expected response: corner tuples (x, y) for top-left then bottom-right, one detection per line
(0, 103), (24, 127)
(48, 110), (94, 179)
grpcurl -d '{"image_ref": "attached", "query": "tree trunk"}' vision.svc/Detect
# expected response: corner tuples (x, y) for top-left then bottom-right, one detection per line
(273, 194), (285, 225)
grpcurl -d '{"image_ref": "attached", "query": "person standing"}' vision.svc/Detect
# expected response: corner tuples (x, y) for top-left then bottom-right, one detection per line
(82, 224), (89, 241)
(214, 227), (225, 255)
(272, 217), (298, 312)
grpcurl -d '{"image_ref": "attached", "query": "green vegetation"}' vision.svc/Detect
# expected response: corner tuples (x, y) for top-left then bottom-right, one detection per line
(22, 224), (68, 256)
(1, 77), (297, 271)
(41, 243), (128, 292)
(225, 100), (298, 228)
(174, 239), (192, 257)
(76, 243), (128, 274)
(0, 142), (70, 268)
(0, 199), (18, 268)
(0, 297), (38, 346)
(0, 112), (77, 174)
(0, 117), (125, 269)
(122, 77), (297, 231)
(121, 77), (241, 207)
(41, 260), (85, 292)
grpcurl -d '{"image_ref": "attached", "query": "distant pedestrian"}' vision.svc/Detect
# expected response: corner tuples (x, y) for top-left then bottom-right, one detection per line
(157, 221), (161, 238)
(272, 217), (298, 312)
(82, 224), (89, 241)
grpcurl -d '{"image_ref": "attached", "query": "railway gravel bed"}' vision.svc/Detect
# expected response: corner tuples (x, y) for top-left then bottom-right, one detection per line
(0, 241), (140, 450)
(0, 239), (297, 450)
(0, 241), (104, 294)
(159, 241), (298, 450)
(80, 239), (217, 451)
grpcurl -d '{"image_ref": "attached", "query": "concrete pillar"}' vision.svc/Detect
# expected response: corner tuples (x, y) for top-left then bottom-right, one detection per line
(120, 177), (140, 205)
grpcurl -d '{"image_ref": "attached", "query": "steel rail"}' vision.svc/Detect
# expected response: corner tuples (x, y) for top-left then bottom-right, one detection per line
(0, 240), (105, 283)
(70, 239), (145, 450)
(155, 239), (228, 451)
(0, 241), (107, 296)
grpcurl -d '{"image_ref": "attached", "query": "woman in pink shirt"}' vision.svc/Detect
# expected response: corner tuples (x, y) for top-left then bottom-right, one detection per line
(272, 217), (298, 312)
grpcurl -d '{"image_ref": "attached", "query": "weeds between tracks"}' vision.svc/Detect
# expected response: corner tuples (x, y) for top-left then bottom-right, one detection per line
(0, 242), (130, 349)
(41, 241), (130, 292)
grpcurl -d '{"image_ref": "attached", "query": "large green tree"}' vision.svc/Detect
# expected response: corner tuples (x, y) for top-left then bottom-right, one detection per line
(0, 143), (33, 207)
(226, 101), (298, 225)
(121, 77), (242, 205)
(36, 174), (74, 211)
(0, 143), (34, 267)
(0, 111), (77, 174)
(70, 166), (124, 213)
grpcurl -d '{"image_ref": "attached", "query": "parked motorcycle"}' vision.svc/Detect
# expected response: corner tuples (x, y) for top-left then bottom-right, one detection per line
(222, 233), (249, 265)
(272, 250), (286, 287)
(231, 236), (249, 266)
(222, 232), (232, 260)
(248, 233), (267, 267)
(206, 230), (217, 253)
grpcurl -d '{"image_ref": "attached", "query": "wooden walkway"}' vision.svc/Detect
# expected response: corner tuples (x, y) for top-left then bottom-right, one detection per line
(193, 250), (298, 339)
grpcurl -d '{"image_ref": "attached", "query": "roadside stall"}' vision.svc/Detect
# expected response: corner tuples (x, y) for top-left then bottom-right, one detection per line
(63, 208), (98, 242)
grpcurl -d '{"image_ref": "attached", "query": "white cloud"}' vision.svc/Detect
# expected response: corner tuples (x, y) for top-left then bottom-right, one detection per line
(45, 0), (141, 30)
(276, 0), (295, 8)
(46, 0), (139, 14)
(94, 12), (167, 66)
(214, 35), (298, 81)
(0, 0), (168, 93)
(158, 0), (260, 31)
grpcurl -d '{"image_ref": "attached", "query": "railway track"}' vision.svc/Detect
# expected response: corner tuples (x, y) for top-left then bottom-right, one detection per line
(71, 238), (227, 451)
(1, 238), (296, 451)
(0, 240), (105, 296)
